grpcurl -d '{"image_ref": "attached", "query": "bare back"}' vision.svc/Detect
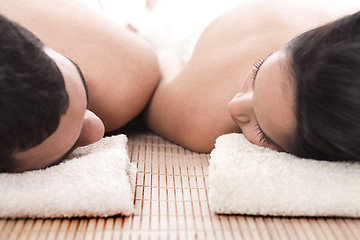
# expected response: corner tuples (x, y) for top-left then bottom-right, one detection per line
(1, 0), (159, 131)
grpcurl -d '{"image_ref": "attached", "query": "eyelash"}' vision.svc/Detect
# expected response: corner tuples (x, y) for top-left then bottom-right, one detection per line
(255, 123), (272, 146)
(251, 58), (266, 78)
(251, 57), (270, 145)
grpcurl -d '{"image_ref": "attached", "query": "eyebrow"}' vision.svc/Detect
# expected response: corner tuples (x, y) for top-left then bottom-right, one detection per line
(252, 54), (284, 151)
(47, 59), (89, 168)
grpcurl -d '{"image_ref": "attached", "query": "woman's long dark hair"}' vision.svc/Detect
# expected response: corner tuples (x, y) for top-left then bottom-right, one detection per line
(287, 11), (360, 161)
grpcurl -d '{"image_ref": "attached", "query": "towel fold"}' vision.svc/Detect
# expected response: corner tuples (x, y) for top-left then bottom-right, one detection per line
(208, 133), (360, 217)
(0, 134), (136, 218)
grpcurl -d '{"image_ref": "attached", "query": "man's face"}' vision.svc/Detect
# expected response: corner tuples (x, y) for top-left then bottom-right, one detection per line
(13, 47), (105, 172)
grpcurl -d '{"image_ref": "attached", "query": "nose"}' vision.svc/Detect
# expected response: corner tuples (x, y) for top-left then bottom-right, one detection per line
(228, 92), (253, 124)
(77, 110), (105, 147)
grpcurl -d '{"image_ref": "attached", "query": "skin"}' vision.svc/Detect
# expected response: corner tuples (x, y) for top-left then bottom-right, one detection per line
(0, 0), (160, 171)
(14, 48), (105, 172)
(227, 50), (295, 151)
(145, 0), (353, 153)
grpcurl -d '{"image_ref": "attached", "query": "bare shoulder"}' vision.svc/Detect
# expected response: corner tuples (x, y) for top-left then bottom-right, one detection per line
(1, 0), (160, 131)
(144, 0), (351, 153)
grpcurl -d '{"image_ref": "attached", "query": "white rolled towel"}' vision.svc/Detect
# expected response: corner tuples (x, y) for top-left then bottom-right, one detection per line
(208, 133), (360, 217)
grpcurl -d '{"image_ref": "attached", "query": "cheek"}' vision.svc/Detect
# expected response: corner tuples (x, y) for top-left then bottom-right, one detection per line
(240, 124), (261, 145)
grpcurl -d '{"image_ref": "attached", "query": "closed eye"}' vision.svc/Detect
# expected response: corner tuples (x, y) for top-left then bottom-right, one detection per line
(255, 122), (273, 146)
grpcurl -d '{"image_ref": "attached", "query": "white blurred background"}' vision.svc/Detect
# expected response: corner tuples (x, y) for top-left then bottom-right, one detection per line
(77, 0), (360, 28)
(77, 0), (360, 61)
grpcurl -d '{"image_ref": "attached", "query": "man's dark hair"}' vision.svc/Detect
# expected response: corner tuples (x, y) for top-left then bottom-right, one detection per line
(287, 11), (360, 161)
(0, 14), (69, 171)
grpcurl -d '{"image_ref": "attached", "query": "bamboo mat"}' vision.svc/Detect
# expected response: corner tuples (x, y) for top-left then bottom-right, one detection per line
(1, 132), (360, 240)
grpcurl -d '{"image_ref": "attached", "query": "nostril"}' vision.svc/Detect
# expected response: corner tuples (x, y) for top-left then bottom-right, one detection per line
(237, 116), (251, 124)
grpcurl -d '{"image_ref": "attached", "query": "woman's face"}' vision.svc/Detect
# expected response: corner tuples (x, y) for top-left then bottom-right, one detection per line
(228, 50), (295, 151)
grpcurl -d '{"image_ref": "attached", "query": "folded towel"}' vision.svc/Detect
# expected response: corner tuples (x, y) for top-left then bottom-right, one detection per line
(208, 133), (360, 217)
(0, 134), (136, 218)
